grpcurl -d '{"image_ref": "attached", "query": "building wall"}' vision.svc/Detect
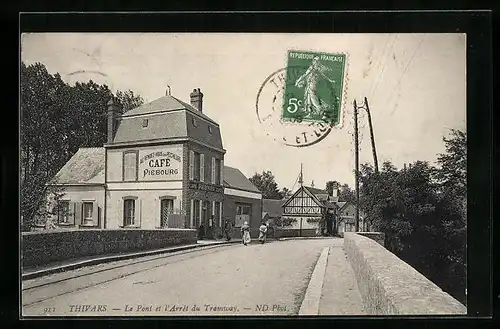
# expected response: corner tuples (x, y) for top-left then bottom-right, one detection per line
(48, 185), (106, 228)
(281, 215), (322, 231)
(184, 141), (225, 229)
(223, 193), (262, 235)
(105, 188), (183, 230)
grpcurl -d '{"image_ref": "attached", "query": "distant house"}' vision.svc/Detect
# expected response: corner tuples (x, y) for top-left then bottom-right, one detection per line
(48, 147), (106, 229)
(222, 166), (262, 236)
(337, 202), (365, 234)
(261, 199), (284, 225)
(281, 186), (337, 236)
(279, 185), (365, 236)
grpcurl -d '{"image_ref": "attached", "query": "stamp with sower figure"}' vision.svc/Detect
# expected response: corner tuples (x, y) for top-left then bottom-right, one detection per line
(256, 50), (347, 147)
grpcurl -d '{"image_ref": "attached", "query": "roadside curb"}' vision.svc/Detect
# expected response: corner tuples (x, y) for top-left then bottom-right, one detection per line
(22, 240), (240, 281)
(278, 236), (339, 241)
(298, 246), (330, 315)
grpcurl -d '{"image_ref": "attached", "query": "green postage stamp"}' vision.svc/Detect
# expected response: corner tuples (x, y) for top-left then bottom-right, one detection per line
(282, 50), (346, 125)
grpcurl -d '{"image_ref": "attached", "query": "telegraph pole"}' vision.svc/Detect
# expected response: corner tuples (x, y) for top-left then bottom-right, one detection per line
(364, 97), (379, 173)
(353, 100), (360, 232)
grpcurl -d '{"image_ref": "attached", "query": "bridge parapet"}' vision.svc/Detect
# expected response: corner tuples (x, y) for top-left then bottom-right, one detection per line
(343, 232), (466, 315)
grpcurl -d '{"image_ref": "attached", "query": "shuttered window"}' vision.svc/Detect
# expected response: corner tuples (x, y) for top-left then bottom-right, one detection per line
(214, 158), (221, 185)
(211, 157), (216, 184)
(123, 151), (137, 181)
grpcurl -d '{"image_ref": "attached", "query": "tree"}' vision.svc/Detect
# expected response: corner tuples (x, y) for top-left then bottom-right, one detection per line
(280, 187), (292, 199)
(249, 171), (282, 199)
(20, 62), (146, 231)
(116, 89), (145, 113)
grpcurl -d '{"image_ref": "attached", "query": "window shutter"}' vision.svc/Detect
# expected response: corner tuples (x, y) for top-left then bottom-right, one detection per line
(74, 202), (82, 225)
(200, 154), (205, 182)
(212, 201), (215, 217)
(189, 150), (194, 180)
(92, 202), (98, 226)
(190, 199), (194, 228)
(220, 159), (224, 186)
(137, 199), (142, 227)
(211, 157), (215, 184)
(69, 201), (75, 225)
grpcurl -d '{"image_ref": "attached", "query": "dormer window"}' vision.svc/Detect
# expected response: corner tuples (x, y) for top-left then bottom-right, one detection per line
(192, 118), (198, 127)
(208, 126), (213, 134)
(142, 119), (148, 127)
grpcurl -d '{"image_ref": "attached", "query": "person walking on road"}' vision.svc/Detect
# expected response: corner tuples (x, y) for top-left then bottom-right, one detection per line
(258, 222), (268, 244)
(241, 221), (251, 246)
(224, 219), (232, 241)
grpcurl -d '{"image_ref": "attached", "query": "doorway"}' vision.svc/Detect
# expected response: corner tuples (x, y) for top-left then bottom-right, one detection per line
(160, 198), (174, 228)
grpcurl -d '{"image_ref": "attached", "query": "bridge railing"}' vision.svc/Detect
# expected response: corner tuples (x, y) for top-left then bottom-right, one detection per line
(343, 232), (466, 315)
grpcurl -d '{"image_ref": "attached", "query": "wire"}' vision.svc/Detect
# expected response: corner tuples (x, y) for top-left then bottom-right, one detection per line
(388, 34), (426, 116)
(368, 34), (399, 100)
(366, 35), (392, 96)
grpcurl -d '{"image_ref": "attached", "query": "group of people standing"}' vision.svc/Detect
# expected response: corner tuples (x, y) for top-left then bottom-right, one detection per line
(223, 220), (269, 246)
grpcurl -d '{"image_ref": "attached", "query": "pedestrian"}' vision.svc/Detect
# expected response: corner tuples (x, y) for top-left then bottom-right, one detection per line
(241, 221), (251, 246)
(224, 219), (232, 241)
(258, 222), (268, 244)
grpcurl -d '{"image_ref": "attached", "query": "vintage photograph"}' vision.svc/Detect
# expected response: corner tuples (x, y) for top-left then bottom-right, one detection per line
(20, 32), (467, 316)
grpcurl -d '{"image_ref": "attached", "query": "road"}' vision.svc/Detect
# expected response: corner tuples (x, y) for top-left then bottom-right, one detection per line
(22, 238), (363, 317)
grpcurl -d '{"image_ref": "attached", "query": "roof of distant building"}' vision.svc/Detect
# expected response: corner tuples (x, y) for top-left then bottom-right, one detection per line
(262, 199), (284, 218)
(53, 147), (105, 185)
(223, 166), (261, 193)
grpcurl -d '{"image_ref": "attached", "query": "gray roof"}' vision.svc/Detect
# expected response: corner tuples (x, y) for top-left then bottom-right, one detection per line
(112, 95), (223, 149)
(223, 166), (261, 193)
(304, 186), (328, 195)
(262, 199), (284, 218)
(54, 148), (105, 184)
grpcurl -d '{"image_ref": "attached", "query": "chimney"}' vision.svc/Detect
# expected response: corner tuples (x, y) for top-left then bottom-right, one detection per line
(190, 88), (203, 112)
(166, 85), (171, 96)
(107, 97), (122, 143)
(332, 188), (338, 198)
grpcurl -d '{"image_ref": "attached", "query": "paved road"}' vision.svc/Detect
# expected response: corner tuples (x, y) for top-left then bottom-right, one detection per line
(22, 238), (362, 317)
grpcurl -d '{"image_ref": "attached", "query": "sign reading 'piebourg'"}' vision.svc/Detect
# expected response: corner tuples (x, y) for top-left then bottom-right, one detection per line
(138, 146), (183, 181)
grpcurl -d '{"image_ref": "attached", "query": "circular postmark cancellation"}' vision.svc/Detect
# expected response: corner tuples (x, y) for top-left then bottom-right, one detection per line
(256, 50), (347, 147)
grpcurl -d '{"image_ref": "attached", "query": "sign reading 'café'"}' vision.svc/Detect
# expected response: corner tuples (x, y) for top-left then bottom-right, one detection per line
(138, 146), (183, 181)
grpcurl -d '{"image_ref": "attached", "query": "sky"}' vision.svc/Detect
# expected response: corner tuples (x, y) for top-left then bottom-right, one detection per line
(21, 33), (466, 191)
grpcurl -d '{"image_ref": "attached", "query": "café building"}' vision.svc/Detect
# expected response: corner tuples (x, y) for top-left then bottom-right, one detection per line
(48, 87), (262, 237)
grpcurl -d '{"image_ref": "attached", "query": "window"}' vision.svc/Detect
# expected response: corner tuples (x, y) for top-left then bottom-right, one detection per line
(142, 119), (148, 127)
(191, 151), (201, 181)
(237, 205), (251, 215)
(82, 202), (93, 225)
(192, 118), (198, 127)
(57, 200), (70, 224)
(214, 158), (221, 185)
(123, 199), (135, 226)
(208, 126), (213, 134)
(123, 151), (137, 181)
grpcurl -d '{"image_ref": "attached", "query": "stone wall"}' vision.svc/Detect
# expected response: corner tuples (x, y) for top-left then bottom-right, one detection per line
(21, 228), (197, 268)
(356, 232), (385, 246)
(343, 232), (466, 315)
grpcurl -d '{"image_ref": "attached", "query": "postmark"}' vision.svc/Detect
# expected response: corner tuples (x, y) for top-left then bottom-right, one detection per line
(256, 50), (348, 147)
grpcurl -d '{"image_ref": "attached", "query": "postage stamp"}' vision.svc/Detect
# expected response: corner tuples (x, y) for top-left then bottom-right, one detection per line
(281, 51), (346, 125)
(255, 50), (348, 147)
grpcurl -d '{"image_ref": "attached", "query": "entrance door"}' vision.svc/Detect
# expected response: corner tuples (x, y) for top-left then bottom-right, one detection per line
(202, 201), (210, 227)
(235, 204), (251, 227)
(160, 199), (173, 228)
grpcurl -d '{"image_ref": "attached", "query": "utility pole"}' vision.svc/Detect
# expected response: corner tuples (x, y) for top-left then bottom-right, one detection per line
(364, 97), (379, 173)
(353, 100), (360, 232)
